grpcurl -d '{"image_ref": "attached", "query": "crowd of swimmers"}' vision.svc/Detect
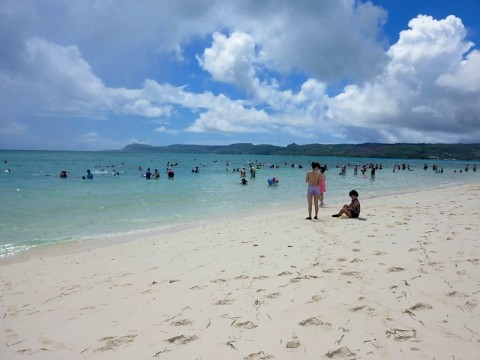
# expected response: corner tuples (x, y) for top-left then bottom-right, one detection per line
(2, 157), (477, 185)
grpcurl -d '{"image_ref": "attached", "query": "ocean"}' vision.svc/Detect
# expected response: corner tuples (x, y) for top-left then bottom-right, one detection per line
(1, 150), (478, 259)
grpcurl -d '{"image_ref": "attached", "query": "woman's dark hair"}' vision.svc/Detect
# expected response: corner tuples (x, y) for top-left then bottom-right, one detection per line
(349, 190), (359, 197)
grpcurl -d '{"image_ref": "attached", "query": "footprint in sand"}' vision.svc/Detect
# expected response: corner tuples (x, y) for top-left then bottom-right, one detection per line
(253, 275), (270, 280)
(349, 305), (375, 313)
(341, 271), (362, 278)
(285, 334), (301, 349)
(265, 292), (281, 299)
(244, 351), (275, 359)
(165, 334), (198, 345)
(385, 328), (417, 342)
(299, 317), (331, 328)
(95, 335), (137, 352)
(190, 285), (207, 290)
(5, 328), (18, 342)
(408, 303), (433, 311)
(387, 267), (405, 272)
(463, 300), (478, 311)
(6, 305), (19, 318)
(447, 291), (466, 298)
(234, 275), (250, 280)
(215, 299), (235, 305)
(39, 337), (65, 351)
(171, 319), (193, 326)
(211, 278), (227, 283)
(235, 321), (258, 329)
(16, 349), (33, 355)
(325, 346), (356, 358)
(290, 274), (318, 282)
(311, 294), (324, 302)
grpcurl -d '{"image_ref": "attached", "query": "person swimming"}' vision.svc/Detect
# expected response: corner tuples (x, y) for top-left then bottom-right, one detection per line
(267, 177), (279, 186)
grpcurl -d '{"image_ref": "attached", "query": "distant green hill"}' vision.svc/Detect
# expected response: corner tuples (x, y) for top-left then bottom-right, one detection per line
(121, 142), (480, 160)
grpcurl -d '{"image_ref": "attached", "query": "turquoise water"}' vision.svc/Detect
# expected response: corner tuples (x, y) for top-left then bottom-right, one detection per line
(1, 150), (478, 258)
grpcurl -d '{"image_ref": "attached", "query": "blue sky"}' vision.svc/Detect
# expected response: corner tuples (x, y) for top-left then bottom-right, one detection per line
(1, 0), (479, 150)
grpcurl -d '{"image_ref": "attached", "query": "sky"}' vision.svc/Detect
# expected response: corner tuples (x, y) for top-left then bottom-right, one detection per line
(1, 0), (479, 151)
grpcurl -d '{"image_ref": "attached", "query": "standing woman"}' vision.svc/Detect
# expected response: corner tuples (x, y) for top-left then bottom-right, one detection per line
(319, 167), (326, 207)
(305, 162), (321, 220)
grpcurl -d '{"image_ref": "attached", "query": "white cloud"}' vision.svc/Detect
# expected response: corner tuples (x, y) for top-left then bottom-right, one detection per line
(0, 1), (479, 149)
(0, 37), (111, 118)
(154, 126), (178, 134)
(124, 99), (173, 118)
(436, 50), (480, 92)
(198, 32), (257, 93)
(220, 0), (388, 81)
(326, 15), (480, 142)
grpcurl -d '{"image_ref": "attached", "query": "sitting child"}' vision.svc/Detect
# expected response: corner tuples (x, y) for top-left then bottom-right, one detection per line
(332, 190), (360, 218)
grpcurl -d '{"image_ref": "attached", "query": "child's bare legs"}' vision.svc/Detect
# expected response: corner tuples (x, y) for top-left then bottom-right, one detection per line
(320, 192), (324, 207)
(339, 207), (352, 217)
(333, 205), (352, 217)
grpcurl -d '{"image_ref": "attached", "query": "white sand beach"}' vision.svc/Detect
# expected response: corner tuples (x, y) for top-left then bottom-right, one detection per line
(1, 184), (479, 359)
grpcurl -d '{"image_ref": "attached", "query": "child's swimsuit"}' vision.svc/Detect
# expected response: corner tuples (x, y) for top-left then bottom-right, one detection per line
(319, 177), (326, 193)
(307, 185), (320, 195)
(350, 200), (360, 218)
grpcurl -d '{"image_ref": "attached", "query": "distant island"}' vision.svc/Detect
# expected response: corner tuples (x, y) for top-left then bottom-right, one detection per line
(121, 143), (480, 160)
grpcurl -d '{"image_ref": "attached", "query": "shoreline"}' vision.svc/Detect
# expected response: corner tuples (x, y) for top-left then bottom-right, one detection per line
(2, 149), (478, 260)
(0, 180), (474, 265)
(1, 183), (479, 359)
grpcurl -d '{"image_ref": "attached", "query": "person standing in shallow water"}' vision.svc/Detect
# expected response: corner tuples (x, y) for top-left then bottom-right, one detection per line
(305, 162), (321, 220)
(145, 168), (151, 179)
(319, 167), (326, 207)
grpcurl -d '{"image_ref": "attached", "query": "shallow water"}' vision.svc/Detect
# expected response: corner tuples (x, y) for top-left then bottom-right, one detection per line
(1, 150), (478, 257)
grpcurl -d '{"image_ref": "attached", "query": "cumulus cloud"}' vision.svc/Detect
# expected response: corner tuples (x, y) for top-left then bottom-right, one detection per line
(225, 0), (388, 81)
(0, 37), (111, 118)
(0, 0), (479, 149)
(326, 15), (480, 142)
(436, 50), (480, 92)
(198, 32), (258, 95)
